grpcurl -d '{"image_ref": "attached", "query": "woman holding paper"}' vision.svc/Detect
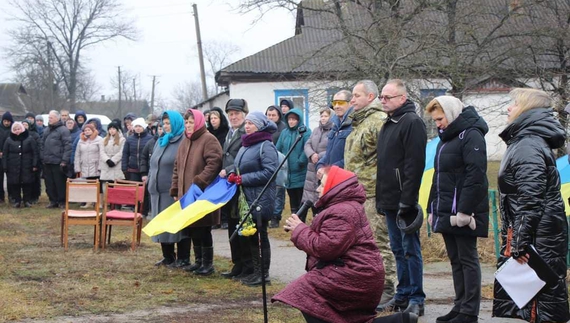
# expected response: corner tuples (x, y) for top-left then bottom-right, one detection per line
(426, 96), (489, 323)
(493, 88), (570, 322)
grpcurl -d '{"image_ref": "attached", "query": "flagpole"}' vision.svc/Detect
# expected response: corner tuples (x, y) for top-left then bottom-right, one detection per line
(230, 125), (307, 323)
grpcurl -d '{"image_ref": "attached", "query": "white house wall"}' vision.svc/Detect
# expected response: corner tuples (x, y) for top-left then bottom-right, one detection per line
(228, 80), (523, 161)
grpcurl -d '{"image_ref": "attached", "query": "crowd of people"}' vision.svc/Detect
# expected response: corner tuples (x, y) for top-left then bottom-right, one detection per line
(3, 79), (569, 323)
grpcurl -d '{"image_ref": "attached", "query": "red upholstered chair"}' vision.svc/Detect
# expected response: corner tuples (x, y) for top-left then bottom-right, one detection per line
(101, 181), (145, 251)
(61, 178), (101, 251)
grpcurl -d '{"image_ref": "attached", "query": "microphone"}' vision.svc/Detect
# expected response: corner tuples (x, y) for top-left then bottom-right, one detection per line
(285, 200), (314, 232)
(298, 125), (307, 134)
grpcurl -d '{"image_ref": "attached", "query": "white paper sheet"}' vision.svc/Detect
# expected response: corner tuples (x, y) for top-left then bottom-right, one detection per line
(494, 257), (546, 309)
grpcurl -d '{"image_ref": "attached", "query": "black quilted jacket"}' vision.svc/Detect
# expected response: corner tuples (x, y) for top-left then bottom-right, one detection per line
(493, 108), (570, 322)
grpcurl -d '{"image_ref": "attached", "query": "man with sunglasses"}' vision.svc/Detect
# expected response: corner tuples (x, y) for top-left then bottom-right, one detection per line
(343, 80), (397, 307)
(376, 79), (427, 316)
(316, 90), (353, 171)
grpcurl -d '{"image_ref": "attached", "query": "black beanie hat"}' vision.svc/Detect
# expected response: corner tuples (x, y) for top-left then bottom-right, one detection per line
(107, 120), (122, 132)
(2, 112), (14, 123)
(25, 112), (36, 119)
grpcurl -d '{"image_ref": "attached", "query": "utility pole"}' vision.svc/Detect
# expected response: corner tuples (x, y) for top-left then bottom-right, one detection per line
(46, 41), (54, 109)
(150, 75), (156, 113)
(192, 3), (208, 103)
(118, 66), (122, 117)
(133, 77), (137, 102)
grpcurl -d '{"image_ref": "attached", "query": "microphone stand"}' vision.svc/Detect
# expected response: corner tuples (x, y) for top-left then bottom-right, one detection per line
(229, 125), (307, 323)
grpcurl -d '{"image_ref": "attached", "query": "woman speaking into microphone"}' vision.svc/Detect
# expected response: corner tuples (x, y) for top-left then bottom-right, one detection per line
(273, 166), (417, 323)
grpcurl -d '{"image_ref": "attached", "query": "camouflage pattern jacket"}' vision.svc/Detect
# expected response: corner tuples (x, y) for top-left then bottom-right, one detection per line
(344, 99), (386, 198)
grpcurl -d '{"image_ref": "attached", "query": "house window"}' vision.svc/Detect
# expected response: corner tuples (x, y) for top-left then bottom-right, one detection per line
(420, 89), (447, 100)
(326, 87), (342, 107)
(274, 89), (309, 126)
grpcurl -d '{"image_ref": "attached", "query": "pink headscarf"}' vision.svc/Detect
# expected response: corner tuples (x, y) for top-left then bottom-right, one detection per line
(186, 109), (205, 137)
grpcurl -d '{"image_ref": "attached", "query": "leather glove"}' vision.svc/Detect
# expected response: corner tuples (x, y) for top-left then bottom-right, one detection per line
(397, 203), (417, 226)
(227, 173), (242, 185)
(59, 162), (68, 174)
(106, 159), (116, 167)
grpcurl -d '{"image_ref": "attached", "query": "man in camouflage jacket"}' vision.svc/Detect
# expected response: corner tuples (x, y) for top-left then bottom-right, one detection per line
(344, 80), (396, 304)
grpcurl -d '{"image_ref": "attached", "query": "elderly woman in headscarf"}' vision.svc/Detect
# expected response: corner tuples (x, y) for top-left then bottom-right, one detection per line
(147, 111), (192, 268)
(425, 96), (489, 323)
(171, 109), (222, 275)
(230, 111), (278, 286)
(3, 122), (38, 208)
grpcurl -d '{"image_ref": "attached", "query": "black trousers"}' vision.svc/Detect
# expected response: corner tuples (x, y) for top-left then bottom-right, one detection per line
(7, 183), (32, 203)
(0, 160), (5, 200)
(31, 165), (42, 200)
(442, 233), (481, 316)
(44, 163), (67, 204)
(287, 187), (304, 213)
(226, 192), (253, 273)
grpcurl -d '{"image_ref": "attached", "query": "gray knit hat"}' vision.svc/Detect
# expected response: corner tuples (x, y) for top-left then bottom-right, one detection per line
(245, 111), (268, 130)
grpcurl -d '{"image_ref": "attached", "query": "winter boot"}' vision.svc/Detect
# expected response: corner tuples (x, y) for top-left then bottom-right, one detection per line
(194, 246), (214, 275)
(155, 243), (176, 266)
(184, 245), (202, 272)
(169, 239), (191, 269)
(243, 245), (271, 286)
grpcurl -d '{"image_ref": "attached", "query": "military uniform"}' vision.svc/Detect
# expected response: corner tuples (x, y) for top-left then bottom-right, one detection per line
(344, 99), (396, 299)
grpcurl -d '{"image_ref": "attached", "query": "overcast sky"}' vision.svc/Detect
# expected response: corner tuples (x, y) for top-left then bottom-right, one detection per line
(0, 0), (295, 104)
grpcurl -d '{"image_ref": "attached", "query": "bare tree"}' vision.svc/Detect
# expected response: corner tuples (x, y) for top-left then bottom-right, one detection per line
(171, 80), (216, 111)
(203, 40), (241, 93)
(6, 0), (137, 109)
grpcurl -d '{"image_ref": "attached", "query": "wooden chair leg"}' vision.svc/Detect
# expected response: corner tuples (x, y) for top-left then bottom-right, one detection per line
(101, 221), (107, 249)
(107, 225), (112, 245)
(60, 211), (65, 247)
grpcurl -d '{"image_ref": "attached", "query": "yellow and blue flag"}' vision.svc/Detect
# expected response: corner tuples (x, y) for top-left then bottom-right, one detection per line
(556, 155), (570, 215)
(143, 176), (237, 237)
(419, 137), (440, 216)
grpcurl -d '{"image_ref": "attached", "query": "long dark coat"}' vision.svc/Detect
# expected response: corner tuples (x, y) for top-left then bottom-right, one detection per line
(493, 108), (570, 322)
(427, 106), (489, 237)
(171, 127), (223, 227)
(3, 130), (38, 184)
(148, 134), (188, 243)
(272, 176), (384, 323)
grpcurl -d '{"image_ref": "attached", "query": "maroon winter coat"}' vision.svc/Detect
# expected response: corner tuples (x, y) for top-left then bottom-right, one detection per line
(272, 175), (384, 323)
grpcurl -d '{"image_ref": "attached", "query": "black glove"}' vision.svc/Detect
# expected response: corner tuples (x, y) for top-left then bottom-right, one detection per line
(397, 203), (417, 227)
(60, 162), (68, 174)
(106, 159), (116, 167)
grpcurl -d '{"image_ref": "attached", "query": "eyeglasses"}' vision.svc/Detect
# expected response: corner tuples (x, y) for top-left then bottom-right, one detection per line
(332, 100), (349, 106)
(379, 94), (403, 101)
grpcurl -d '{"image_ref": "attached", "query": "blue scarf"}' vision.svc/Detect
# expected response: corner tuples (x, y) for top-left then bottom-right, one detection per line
(158, 110), (184, 147)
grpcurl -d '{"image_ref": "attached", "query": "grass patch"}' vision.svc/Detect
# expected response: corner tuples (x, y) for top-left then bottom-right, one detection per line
(0, 202), (303, 322)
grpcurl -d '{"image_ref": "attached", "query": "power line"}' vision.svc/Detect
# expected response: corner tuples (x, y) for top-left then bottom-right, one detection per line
(137, 11), (192, 19)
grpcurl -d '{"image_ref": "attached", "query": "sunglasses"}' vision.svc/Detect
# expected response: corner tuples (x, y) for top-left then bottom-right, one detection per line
(332, 100), (349, 106)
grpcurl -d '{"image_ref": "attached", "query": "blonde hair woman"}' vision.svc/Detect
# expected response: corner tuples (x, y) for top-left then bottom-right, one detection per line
(493, 88), (570, 322)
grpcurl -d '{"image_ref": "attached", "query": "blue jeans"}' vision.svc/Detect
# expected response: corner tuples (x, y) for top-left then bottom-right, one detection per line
(383, 209), (425, 305)
(273, 186), (286, 221)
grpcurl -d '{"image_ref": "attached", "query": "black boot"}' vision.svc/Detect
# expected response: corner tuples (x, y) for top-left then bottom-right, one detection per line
(155, 243), (176, 266)
(169, 238), (191, 269)
(243, 245), (271, 286)
(221, 264), (242, 279)
(184, 245), (202, 272)
(194, 246), (214, 275)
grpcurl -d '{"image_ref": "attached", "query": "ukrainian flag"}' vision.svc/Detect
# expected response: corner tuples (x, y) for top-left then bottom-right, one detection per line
(419, 136), (440, 216)
(556, 155), (570, 215)
(143, 176), (237, 237)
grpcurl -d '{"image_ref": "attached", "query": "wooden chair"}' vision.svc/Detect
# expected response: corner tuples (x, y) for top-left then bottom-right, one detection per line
(101, 181), (145, 251)
(61, 178), (101, 251)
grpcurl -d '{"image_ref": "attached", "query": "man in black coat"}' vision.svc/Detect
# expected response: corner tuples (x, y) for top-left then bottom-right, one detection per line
(376, 79), (427, 316)
(219, 98), (252, 280)
(40, 110), (71, 208)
